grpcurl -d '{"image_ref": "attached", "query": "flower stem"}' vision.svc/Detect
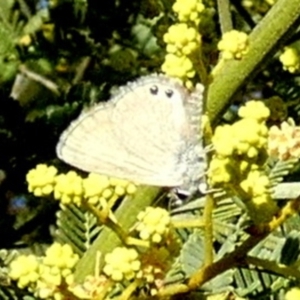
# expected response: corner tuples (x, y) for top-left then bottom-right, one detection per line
(203, 194), (214, 266)
(73, 186), (162, 282)
(217, 0), (233, 34)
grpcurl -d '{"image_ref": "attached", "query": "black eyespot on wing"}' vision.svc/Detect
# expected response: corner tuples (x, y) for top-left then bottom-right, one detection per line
(165, 89), (173, 98)
(150, 85), (158, 95)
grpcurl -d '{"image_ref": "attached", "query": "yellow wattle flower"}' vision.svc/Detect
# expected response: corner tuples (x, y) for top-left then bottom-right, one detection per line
(279, 46), (300, 73)
(218, 30), (249, 60)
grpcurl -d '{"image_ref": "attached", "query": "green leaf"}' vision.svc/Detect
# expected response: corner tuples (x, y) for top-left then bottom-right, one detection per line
(266, 158), (299, 188)
(233, 231), (300, 298)
(165, 230), (235, 293)
(55, 203), (102, 256)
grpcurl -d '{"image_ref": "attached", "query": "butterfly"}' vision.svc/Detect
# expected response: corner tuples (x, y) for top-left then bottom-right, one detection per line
(56, 74), (206, 193)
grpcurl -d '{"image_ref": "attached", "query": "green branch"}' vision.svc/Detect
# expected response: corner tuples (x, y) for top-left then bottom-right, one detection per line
(207, 0), (300, 125)
(246, 256), (300, 279)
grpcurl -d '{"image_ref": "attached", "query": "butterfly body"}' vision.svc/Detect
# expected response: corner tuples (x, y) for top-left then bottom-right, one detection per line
(57, 74), (205, 192)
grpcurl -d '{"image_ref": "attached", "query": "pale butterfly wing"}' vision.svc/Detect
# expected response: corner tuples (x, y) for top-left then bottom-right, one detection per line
(110, 77), (195, 183)
(57, 105), (131, 175)
(57, 74), (203, 188)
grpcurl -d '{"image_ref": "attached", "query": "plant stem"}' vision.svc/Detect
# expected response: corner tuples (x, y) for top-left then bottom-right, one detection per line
(207, 0), (300, 126)
(192, 49), (209, 86)
(246, 256), (300, 280)
(120, 279), (142, 300)
(217, 0), (233, 33)
(203, 194), (214, 266)
(172, 219), (205, 228)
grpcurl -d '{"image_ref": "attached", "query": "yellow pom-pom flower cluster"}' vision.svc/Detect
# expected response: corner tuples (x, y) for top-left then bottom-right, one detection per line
(285, 287), (300, 300)
(109, 177), (137, 197)
(103, 247), (141, 281)
(279, 47), (300, 73)
(43, 243), (79, 272)
(54, 172), (136, 206)
(36, 243), (79, 299)
(162, 54), (195, 82)
(9, 255), (39, 289)
(212, 118), (268, 158)
(26, 164), (58, 197)
(238, 100), (270, 120)
(54, 171), (83, 205)
(9, 243), (79, 299)
(208, 100), (278, 223)
(240, 170), (269, 197)
(26, 165), (137, 206)
(268, 119), (300, 161)
(82, 173), (111, 204)
(172, 0), (205, 25)
(135, 207), (171, 243)
(161, 0), (204, 87)
(209, 101), (270, 185)
(217, 30), (249, 60)
(240, 169), (278, 224)
(163, 23), (201, 56)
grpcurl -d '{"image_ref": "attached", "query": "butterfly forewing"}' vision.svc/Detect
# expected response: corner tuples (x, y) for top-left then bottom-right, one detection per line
(112, 83), (191, 170)
(57, 75), (201, 187)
